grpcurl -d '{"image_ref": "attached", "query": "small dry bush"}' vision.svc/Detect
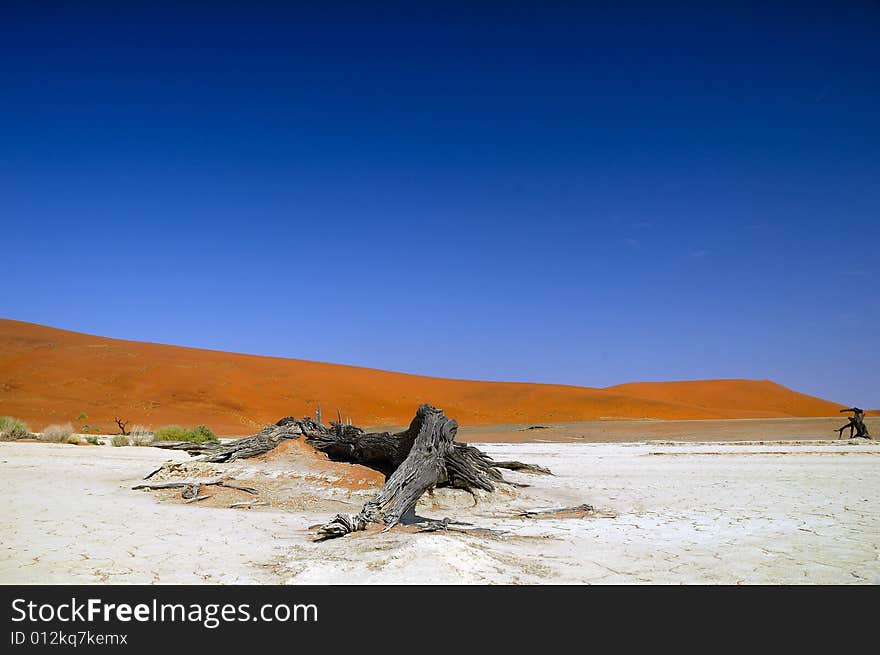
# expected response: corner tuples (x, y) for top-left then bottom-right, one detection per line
(129, 425), (155, 446)
(40, 423), (75, 443)
(67, 434), (81, 445)
(111, 435), (130, 447)
(0, 416), (32, 441)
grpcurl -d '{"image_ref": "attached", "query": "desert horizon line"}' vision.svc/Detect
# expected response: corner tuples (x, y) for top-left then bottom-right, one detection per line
(0, 316), (831, 397)
(1, 316), (870, 433)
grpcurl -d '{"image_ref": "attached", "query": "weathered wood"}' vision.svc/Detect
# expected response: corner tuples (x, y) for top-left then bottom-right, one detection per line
(132, 479), (259, 495)
(132, 480), (219, 491)
(487, 460), (552, 475)
(184, 494), (211, 504)
(230, 500), (271, 509)
(837, 407), (871, 440)
(219, 482), (259, 494)
(363, 405), (457, 525)
(517, 504), (595, 519)
(414, 517), (505, 536)
(138, 404), (553, 539)
(305, 423), (410, 477)
(186, 419), (308, 463)
(160, 409), (550, 490)
(515, 504), (616, 519)
(316, 404), (495, 540)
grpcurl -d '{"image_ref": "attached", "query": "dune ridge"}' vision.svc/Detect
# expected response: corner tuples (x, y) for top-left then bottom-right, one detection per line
(0, 319), (845, 435)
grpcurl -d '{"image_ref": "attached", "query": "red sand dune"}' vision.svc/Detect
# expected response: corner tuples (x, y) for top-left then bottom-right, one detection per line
(0, 319), (846, 435)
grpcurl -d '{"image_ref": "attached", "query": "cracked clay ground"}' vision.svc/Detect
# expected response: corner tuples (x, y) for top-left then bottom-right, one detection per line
(1, 439), (878, 584)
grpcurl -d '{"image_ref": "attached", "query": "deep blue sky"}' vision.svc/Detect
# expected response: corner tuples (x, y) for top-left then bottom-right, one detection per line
(2, 2), (878, 406)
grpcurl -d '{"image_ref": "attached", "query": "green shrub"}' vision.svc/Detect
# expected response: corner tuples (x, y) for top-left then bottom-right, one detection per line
(154, 425), (187, 441)
(111, 435), (130, 447)
(40, 423), (74, 443)
(0, 416), (32, 441)
(86, 436), (102, 446)
(154, 424), (218, 443)
(67, 434), (81, 445)
(191, 424), (217, 443)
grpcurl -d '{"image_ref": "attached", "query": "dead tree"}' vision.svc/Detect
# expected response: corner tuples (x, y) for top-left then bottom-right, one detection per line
(316, 405), (460, 539)
(114, 417), (129, 436)
(837, 407), (871, 439)
(150, 404), (551, 537)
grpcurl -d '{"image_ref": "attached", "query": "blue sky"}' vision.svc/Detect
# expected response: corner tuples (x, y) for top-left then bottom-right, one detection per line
(2, 2), (878, 406)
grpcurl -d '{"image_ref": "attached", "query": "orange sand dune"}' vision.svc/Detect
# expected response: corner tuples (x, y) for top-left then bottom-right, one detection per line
(605, 380), (847, 420)
(0, 319), (845, 435)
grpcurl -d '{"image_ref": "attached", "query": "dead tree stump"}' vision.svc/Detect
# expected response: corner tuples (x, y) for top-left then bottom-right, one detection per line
(317, 404), (459, 539)
(837, 407), (872, 440)
(149, 403), (551, 539)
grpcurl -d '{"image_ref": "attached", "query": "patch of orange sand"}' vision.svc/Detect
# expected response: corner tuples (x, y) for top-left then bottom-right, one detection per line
(251, 438), (385, 490)
(0, 319), (847, 435)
